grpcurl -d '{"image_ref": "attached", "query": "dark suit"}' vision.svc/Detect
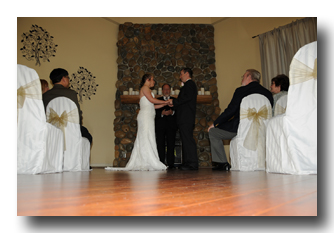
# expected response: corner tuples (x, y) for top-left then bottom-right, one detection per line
(42, 84), (92, 144)
(214, 81), (273, 132)
(173, 79), (198, 168)
(155, 96), (177, 167)
(209, 81), (273, 164)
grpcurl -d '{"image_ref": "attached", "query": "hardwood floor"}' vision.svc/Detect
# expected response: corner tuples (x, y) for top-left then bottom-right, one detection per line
(17, 168), (317, 216)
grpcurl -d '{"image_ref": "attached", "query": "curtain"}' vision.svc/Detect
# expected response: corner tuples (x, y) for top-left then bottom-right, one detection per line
(259, 17), (317, 89)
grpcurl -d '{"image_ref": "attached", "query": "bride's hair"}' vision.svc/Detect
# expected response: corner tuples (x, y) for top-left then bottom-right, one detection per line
(140, 73), (152, 88)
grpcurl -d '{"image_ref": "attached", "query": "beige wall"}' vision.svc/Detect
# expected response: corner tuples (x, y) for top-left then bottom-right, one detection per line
(17, 17), (303, 166)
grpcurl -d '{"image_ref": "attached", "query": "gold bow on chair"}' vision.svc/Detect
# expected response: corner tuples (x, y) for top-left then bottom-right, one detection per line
(290, 58), (317, 85)
(240, 105), (270, 151)
(240, 105), (270, 168)
(17, 79), (42, 120)
(275, 104), (286, 116)
(47, 108), (79, 151)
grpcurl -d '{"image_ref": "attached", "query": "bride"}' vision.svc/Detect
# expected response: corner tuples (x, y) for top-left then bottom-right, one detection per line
(106, 74), (168, 171)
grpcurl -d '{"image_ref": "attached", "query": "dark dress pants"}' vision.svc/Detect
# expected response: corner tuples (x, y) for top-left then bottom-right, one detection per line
(80, 125), (93, 145)
(178, 123), (198, 168)
(156, 127), (176, 167)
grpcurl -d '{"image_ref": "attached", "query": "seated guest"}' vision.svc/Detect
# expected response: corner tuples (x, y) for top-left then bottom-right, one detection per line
(155, 84), (177, 169)
(270, 74), (290, 116)
(207, 69), (273, 171)
(43, 68), (92, 145)
(40, 79), (50, 94)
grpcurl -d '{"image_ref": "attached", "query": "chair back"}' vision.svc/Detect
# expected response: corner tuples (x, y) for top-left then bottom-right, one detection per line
(285, 41), (317, 171)
(230, 94), (272, 171)
(17, 64), (46, 174)
(46, 97), (83, 171)
(286, 41), (317, 118)
(265, 41), (317, 175)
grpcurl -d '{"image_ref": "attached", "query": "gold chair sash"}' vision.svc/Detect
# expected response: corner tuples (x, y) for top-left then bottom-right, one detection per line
(240, 105), (270, 151)
(290, 58), (317, 85)
(47, 108), (79, 151)
(17, 79), (42, 121)
(275, 104), (286, 116)
(240, 105), (271, 168)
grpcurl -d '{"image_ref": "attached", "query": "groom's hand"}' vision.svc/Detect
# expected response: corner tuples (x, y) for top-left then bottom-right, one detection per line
(167, 99), (173, 107)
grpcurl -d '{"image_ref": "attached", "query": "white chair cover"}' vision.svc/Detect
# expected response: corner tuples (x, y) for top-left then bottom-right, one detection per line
(17, 64), (64, 174)
(230, 94), (272, 171)
(46, 97), (90, 171)
(266, 41), (317, 175)
(274, 95), (288, 116)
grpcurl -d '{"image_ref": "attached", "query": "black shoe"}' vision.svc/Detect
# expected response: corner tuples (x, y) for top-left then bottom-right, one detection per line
(212, 163), (231, 171)
(167, 166), (176, 170)
(179, 166), (198, 171)
(224, 163), (231, 171)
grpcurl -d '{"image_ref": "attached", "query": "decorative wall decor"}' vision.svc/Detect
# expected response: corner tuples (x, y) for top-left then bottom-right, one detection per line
(70, 67), (99, 103)
(113, 23), (220, 168)
(20, 24), (58, 66)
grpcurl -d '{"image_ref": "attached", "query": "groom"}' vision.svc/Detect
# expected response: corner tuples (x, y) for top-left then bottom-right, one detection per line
(168, 68), (198, 170)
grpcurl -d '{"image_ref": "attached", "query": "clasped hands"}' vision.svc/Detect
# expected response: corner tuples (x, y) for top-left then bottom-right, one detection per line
(162, 109), (173, 116)
(165, 99), (173, 107)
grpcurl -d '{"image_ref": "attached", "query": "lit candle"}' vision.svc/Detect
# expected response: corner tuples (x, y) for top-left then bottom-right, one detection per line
(201, 88), (204, 95)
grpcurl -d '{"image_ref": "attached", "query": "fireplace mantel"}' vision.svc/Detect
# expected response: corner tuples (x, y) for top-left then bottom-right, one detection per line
(120, 95), (212, 104)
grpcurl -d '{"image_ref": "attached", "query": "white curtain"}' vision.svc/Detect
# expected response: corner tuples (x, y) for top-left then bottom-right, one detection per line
(259, 17), (317, 89)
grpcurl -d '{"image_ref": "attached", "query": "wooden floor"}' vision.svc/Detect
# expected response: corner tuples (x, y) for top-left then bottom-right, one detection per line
(17, 167), (317, 216)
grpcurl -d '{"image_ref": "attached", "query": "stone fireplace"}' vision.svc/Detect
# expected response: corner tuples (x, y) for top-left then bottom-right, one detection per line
(113, 22), (220, 168)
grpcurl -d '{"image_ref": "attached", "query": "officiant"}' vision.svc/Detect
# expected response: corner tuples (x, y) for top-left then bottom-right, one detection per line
(155, 84), (177, 170)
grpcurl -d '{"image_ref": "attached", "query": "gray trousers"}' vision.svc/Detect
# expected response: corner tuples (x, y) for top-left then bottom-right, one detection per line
(209, 128), (237, 163)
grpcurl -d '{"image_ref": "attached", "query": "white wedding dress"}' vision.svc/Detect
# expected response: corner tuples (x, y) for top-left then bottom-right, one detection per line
(106, 93), (167, 171)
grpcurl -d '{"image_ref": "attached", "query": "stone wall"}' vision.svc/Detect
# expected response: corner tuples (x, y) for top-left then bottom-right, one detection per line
(113, 22), (220, 167)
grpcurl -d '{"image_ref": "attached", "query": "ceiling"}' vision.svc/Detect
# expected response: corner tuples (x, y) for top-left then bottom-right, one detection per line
(103, 17), (229, 25)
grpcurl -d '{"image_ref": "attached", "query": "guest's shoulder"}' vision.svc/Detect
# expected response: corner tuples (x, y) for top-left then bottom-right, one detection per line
(68, 88), (79, 95)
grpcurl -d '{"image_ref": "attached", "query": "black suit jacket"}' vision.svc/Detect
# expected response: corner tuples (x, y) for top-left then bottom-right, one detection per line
(173, 79), (198, 125)
(214, 81), (273, 133)
(43, 84), (82, 124)
(155, 96), (177, 130)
